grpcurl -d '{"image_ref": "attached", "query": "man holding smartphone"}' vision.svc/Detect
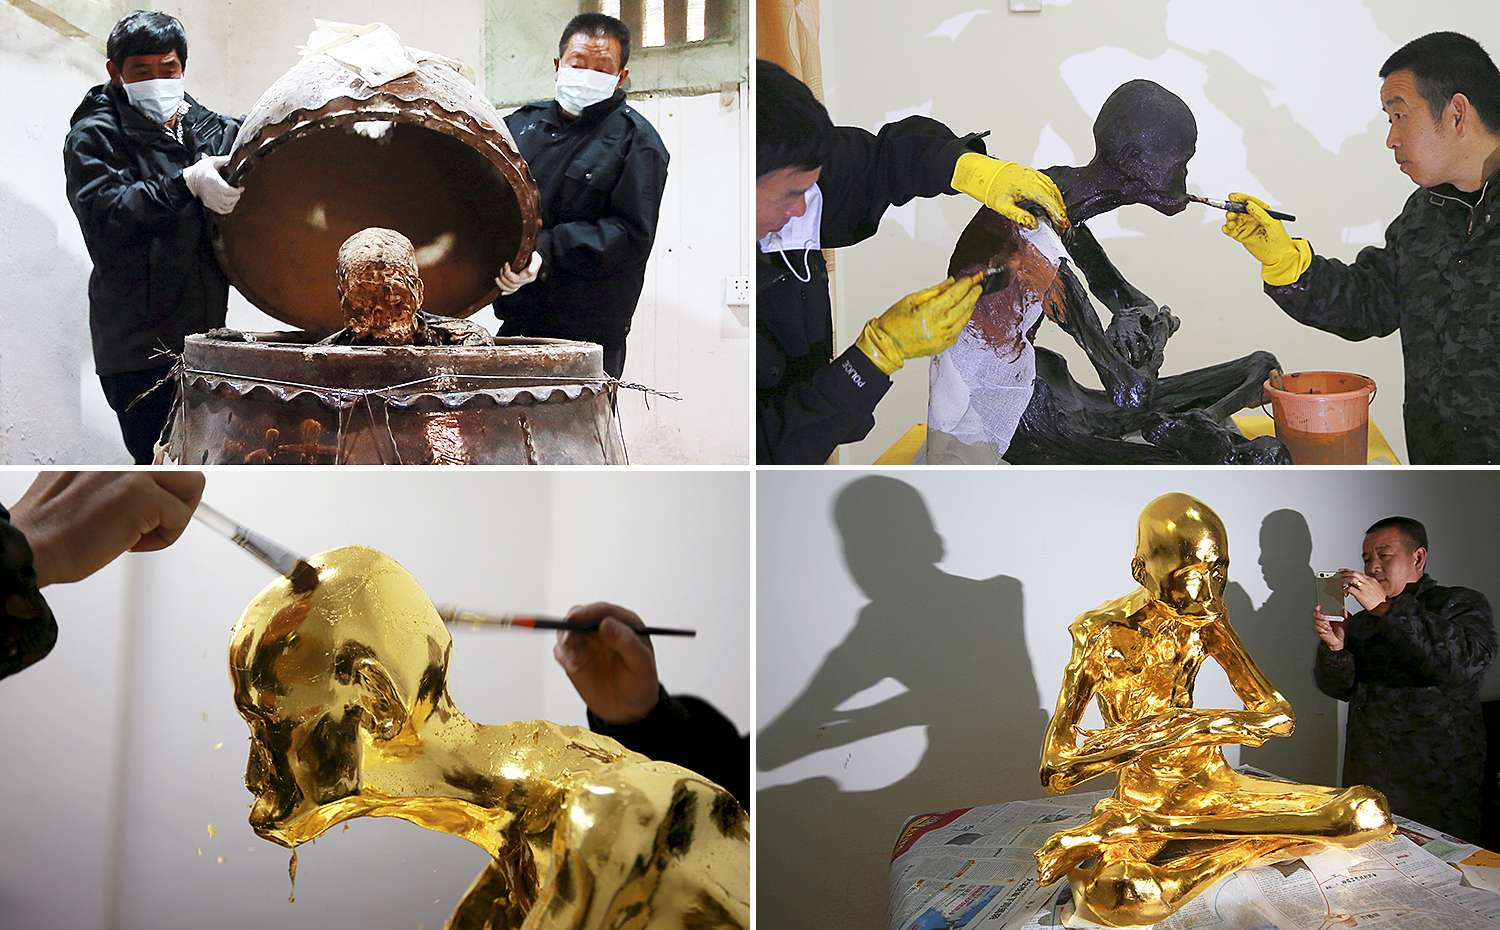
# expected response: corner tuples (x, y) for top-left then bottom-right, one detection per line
(1313, 517), (1495, 842)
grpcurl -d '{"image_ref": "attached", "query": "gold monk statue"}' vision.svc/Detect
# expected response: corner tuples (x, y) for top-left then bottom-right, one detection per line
(228, 545), (749, 929)
(1036, 493), (1393, 927)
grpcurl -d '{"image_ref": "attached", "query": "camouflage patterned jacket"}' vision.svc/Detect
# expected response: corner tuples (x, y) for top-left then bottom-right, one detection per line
(0, 505), (57, 681)
(1314, 574), (1495, 842)
(1265, 174), (1500, 463)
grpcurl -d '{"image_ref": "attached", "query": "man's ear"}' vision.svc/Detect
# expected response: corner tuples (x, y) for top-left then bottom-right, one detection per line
(1448, 94), (1470, 134)
(1412, 546), (1428, 575)
(106, 60), (120, 84)
(350, 656), (407, 741)
(617, 67), (629, 89)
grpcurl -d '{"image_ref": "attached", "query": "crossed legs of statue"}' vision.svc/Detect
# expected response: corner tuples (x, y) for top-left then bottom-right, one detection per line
(1034, 774), (1390, 927)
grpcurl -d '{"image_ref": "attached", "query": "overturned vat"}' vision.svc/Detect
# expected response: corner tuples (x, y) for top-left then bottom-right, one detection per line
(166, 36), (626, 464)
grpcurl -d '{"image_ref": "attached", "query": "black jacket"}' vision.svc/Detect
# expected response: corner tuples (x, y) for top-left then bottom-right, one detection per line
(494, 92), (669, 345)
(1265, 173), (1500, 463)
(63, 83), (240, 376)
(757, 117), (985, 464)
(0, 505), (56, 682)
(1314, 574), (1496, 841)
(588, 685), (749, 811)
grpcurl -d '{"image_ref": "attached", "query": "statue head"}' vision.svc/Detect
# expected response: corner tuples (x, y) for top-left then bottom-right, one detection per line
(228, 545), (453, 846)
(1091, 80), (1197, 215)
(1131, 493), (1228, 625)
(335, 227), (425, 344)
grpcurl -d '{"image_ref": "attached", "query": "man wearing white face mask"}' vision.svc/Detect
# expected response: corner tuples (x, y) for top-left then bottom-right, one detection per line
(492, 13), (669, 378)
(63, 11), (244, 464)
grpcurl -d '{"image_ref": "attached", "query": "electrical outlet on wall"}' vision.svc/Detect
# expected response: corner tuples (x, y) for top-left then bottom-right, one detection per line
(725, 275), (751, 307)
(1009, 0), (1042, 10)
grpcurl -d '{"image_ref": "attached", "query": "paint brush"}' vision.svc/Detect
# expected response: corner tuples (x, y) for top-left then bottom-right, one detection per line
(192, 501), (320, 593)
(436, 605), (696, 638)
(1189, 193), (1297, 223)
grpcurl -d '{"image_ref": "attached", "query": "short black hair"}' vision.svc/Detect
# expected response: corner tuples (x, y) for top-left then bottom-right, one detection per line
(1366, 516), (1429, 553)
(106, 10), (188, 71)
(559, 13), (631, 69)
(756, 59), (834, 178)
(1380, 31), (1500, 130)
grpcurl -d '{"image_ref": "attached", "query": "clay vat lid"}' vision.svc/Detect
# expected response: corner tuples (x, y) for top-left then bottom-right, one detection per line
(212, 53), (541, 331)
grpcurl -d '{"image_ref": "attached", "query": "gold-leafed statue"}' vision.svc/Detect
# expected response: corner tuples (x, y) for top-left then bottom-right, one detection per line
(1036, 493), (1392, 927)
(229, 545), (749, 929)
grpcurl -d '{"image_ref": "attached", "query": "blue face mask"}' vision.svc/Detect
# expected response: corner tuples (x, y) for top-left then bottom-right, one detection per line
(123, 77), (185, 124)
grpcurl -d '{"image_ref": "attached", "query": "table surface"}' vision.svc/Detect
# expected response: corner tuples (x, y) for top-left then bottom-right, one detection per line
(875, 415), (1400, 465)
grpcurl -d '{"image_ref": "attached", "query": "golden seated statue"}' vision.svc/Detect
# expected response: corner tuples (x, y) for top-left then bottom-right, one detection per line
(1035, 493), (1392, 927)
(229, 545), (749, 929)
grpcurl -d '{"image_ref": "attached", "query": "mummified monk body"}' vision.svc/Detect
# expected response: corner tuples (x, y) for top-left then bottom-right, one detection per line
(229, 545), (748, 929)
(328, 227), (494, 347)
(1035, 494), (1392, 927)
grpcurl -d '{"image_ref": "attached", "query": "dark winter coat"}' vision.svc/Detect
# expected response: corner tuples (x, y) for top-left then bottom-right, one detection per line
(63, 82), (240, 375)
(1266, 174), (1500, 463)
(588, 685), (748, 811)
(494, 91), (669, 346)
(757, 117), (985, 464)
(1314, 573), (1496, 841)
(0, 505), (56, 681)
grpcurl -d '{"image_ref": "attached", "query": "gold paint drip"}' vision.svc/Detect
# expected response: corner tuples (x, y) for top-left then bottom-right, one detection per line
(287, 847), (298, 904)
(229, 545), (749, 929)
(1036, 493), (1393, 927)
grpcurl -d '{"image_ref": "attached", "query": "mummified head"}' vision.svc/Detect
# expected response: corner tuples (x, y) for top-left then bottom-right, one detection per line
(1131, 492), (1229, 626)
(335, 227), (425, 344)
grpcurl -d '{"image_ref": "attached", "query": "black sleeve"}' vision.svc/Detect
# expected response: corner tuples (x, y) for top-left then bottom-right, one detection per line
(63, 123), (195, 246)
(1313, 642), (1356, 701)
(538, 136), (669, 280)
(1262, 201), (1414, 341)
(588, 685), (749, 811)
(1360, 588), (1495, 687)
(1, 505), (58, 681)
(757, 341), (891, 465)
(817, 118), (986, 249)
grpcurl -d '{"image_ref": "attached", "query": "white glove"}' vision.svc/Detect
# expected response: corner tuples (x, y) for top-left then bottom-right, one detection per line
(495, 251), (542, 296)
(183, 154), (243, 215)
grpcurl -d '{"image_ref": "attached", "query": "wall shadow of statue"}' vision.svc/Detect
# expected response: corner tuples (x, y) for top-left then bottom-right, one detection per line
(757, 475), (1045, 930)
(926, 80), (1289, 465)
(1224, 508), (1341, 785)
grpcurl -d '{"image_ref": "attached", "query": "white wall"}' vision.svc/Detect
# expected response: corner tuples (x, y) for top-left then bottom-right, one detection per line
(0, 469), (748, 930)
(0, 0), (749, 464)
(820, 0), (1500, 464)
(757, 468), (1500, 929)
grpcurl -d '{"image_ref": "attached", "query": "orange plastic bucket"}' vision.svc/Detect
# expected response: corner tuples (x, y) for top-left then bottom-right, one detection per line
(1263, 371), (1376, 465)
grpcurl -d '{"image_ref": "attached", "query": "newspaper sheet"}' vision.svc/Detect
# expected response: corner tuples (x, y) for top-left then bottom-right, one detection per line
(890, 782), (1500, 930)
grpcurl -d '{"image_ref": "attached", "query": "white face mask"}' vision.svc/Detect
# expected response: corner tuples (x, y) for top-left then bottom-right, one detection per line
(123, 77), (185, 124)
(554, 66), (619, 116)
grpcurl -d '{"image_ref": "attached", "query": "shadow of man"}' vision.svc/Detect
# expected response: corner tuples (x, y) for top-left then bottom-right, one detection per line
(1224, 508), (1341, 785)
(758, 475), (1045, 929)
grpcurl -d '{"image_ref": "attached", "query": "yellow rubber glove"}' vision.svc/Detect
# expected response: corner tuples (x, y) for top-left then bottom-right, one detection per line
(950, 152), (1070, 230)
(854, 273), (984, 375)
(1222, 192), (1313, 286)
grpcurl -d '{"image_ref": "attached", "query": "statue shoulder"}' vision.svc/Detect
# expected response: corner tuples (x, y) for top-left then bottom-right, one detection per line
(1069, 588), (1152, 640)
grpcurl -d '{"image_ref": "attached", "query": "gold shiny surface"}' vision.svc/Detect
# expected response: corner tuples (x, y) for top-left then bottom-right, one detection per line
(1037, 493), (1392, 928)
(229, 545), (748, 929)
